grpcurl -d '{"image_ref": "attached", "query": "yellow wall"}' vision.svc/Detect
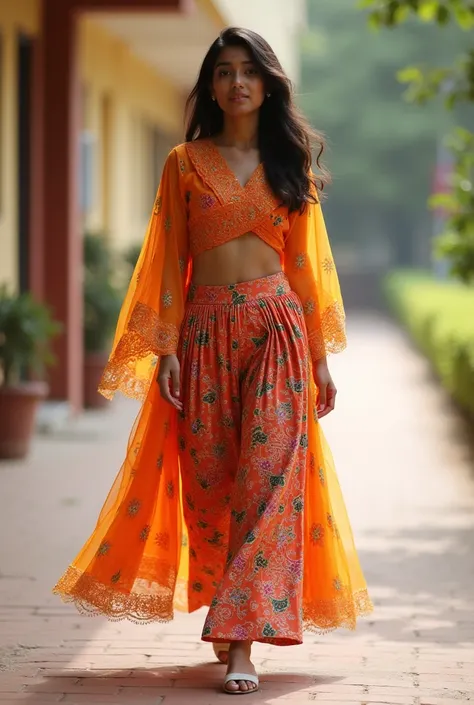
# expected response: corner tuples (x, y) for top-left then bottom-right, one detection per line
(0, 0), (40, 291)
(0, 5), (185, 292)
(78, 17), (184, 249)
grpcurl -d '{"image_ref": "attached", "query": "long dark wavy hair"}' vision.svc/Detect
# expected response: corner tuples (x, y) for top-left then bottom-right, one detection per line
(185, 27), (330, 212)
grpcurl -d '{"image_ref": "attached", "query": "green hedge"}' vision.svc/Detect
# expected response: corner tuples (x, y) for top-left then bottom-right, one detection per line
(384, 270), (474, 420)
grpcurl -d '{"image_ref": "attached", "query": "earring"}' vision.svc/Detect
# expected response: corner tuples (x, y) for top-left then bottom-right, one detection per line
(266, 93), (271, 97)
(211, 96), (216, 101)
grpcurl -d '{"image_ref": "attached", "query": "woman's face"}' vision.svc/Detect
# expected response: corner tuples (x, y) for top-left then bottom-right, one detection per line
(211, 45), (266, 117)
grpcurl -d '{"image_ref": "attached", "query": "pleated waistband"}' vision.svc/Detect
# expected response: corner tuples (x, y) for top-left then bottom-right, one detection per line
(187, 271), (291, 306)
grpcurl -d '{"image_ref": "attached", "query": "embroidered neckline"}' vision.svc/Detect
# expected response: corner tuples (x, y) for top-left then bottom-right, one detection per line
(186, 139), (265, 206)
(206, 139), (264, 191)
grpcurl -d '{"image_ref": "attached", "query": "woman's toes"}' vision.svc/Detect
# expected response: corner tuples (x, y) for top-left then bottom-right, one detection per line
(226, 680), (240, 692)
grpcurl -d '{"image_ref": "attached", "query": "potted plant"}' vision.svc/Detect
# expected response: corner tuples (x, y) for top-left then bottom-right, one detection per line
(0, 286), (61, 459)
(83, 232), (122, 408)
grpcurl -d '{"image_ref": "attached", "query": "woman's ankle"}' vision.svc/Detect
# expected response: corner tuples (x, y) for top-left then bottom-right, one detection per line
(229, 639), (252, 653)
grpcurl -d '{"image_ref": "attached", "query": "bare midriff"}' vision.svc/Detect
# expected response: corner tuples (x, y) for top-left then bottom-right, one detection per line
(191, 232), (282, 286)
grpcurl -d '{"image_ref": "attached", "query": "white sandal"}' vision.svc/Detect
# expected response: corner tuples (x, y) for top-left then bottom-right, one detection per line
(223, 672), (259, 695)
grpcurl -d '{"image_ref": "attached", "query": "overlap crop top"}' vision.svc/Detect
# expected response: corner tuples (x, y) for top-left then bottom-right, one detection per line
(99, 139), (347, 402)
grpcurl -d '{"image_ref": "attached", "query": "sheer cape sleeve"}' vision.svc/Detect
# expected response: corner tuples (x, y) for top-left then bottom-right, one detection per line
(98, 149), (191, 402)
(284, 187), (346, 364)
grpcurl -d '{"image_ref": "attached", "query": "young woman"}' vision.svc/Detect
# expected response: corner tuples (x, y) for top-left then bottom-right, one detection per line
(54, 27), (372, 695)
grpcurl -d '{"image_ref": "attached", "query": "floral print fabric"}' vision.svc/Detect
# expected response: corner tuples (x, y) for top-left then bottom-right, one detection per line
(178, 273), (308, 644)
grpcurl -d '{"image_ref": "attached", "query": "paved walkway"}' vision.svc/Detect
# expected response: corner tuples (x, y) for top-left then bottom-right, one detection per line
(1, 313), (474, 705)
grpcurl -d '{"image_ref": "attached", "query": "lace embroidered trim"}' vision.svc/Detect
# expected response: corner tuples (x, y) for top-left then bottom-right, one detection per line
(53, 565), (176, 624)
(99, 357), (151, 402)
(307, 301), (347, 361)
(186, 139), (269, 206)
(128, 302), (180, 354)
(98, 302), (179, 401)
(53, 566), (372, 632)
(303, 588), (374, 634)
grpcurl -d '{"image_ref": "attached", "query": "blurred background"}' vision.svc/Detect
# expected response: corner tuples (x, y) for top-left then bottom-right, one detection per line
(0, 1), (474, 701)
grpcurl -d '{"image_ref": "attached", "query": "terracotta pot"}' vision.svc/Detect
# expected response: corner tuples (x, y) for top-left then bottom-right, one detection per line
(84, 351), (109, 409)
(0, 381), (48, 459)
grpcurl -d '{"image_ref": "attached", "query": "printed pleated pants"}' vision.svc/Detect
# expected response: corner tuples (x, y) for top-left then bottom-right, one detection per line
(177, 271), (309, 645)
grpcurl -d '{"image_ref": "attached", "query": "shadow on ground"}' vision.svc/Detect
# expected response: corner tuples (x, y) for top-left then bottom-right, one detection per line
(17, 662), (343, 703)
(359, 507), (474, 647)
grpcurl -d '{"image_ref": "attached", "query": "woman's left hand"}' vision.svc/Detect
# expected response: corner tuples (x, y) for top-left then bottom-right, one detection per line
(313, 358), (337, 419)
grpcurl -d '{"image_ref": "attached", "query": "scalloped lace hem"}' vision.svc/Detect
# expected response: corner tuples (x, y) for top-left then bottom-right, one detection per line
(53, 567), (373, 634)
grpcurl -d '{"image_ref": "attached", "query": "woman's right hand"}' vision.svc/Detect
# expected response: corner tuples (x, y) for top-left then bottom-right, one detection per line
(157, 354), (183, 411)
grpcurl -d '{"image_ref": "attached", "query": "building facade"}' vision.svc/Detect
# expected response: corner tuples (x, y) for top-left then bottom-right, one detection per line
(0, 0), (305, 411)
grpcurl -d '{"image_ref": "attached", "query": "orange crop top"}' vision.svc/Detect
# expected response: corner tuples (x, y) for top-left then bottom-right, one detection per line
(99, 140), (347, 402)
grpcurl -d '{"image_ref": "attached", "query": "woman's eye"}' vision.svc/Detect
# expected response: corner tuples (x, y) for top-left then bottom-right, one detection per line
(246, 68), (258, 75)
(218, 70), (230, 77)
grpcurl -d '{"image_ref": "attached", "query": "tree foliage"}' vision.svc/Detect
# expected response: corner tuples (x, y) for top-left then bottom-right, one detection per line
(299, 0), (465, 267)
(361, 0), (474, 283)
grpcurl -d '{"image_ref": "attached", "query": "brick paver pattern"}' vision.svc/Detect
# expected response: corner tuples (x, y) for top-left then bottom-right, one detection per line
(1, 314), (473, 704)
